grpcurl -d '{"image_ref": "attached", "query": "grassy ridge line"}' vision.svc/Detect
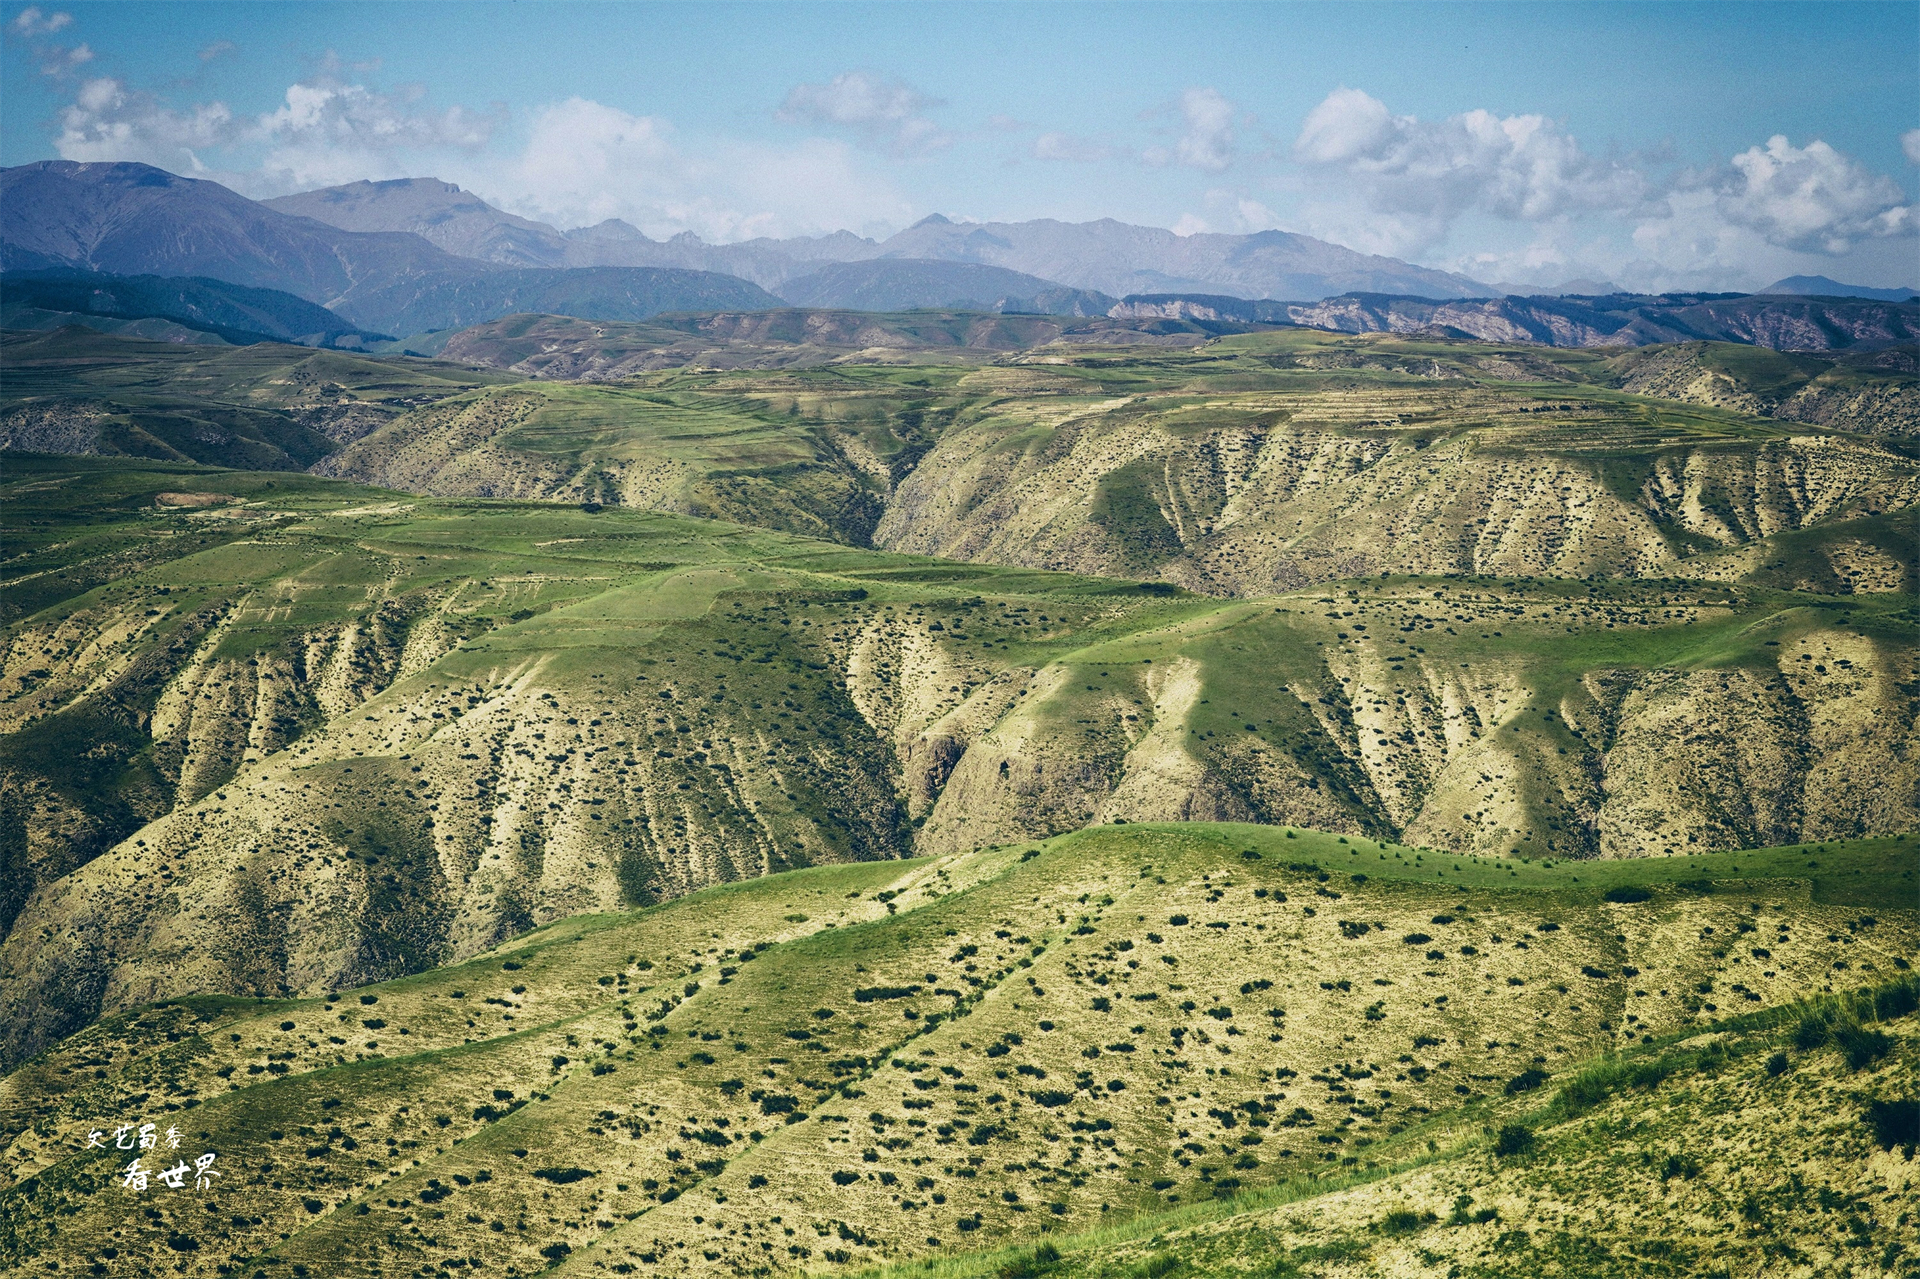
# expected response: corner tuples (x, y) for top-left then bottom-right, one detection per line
(2, 825), (1911, 1277)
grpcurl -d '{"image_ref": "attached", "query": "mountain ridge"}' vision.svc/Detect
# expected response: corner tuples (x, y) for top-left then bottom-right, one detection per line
(253, 173), (1495, 300)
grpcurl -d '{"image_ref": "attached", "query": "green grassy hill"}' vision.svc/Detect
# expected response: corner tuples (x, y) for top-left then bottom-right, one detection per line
(11, 326), (1914, 595)
(2, 823), (1913, 1277)
(3, 455), (1914, 1075)
(0, 328), (514, 469)
(309, 330), (1920, 595)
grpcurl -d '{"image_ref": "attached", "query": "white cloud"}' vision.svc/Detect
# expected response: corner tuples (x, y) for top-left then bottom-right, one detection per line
(471, 96), (916, 242)
(1031, 131), (1111, 163)
(1293, 88), (1645, 254)
(55, 77), (235, 172)
(9, 6), (71, 36)
(199, 40), (236, 63)
(251, 73), (501, 191)
(50, 65), (503, 193)
(36, 39), (89, 76)
(1707, 134), (1912, 253)
(1144, 87), (1238, 171)
(1906, 129), (1920, 165)
(777, 71), (948, 157)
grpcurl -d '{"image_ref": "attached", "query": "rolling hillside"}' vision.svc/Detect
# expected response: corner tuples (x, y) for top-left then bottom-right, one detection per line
(2, 455), (1914, 1075)
(1, 818), (1912, 1276)
(0, 328), (515, 468)
(303, 329), (1920, 595)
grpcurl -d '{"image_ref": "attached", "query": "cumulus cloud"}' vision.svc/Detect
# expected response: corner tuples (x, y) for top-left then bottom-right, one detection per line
(1031, 131), (1111, 163)
(36, 39), (89, 76)
(1706, 134), (1912, 253)
(777, 71), (948, 156)
(1143, 87), (1238, 171)
(1906, 129), (1920, 165)
(251, 73), (501, 190)
(476, 96), (916, 241)
(51, 64), (503, 191)
(9, 6), (71, 36)
(1293, 87), (1644, 252)
(55, 77), (235, 172)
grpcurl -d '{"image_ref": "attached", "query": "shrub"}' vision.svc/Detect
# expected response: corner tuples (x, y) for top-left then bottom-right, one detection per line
(1379, 1209), (1426, 1235)
(997, 1243), (1063, 1278)
(1836, 1025), (1893, 1070)
(1865, 1099), (1918, 1157)
(531, 1167), (597, 1184)
(831, 1170), (859, 1186)
(1603, 886), (1651, 903)
(1492, 1124), (1534, 1156)
(1504, 1068), (1549, 1095)
(1792, 1014), (1830, 1050)
(1764, 1052), (1789, 1077)
(1402, 933), (1432, 946)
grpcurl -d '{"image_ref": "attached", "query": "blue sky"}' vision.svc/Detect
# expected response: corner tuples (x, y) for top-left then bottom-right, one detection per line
(5, 1), (1916, 289)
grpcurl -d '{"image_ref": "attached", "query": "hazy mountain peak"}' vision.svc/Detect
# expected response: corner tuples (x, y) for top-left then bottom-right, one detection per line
(1761, 274), (1918, 302)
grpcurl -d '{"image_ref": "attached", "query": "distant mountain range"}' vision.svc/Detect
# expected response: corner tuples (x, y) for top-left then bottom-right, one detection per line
(259, 174), (1490, 301)
(4, 162), (1914, 352)
(0, 163), (783, 335)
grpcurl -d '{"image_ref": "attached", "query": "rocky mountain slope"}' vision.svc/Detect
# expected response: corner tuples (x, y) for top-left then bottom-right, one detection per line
(1600, 341), (1920, 438)
(0, 818), (1911, 1275)
(3, 456), (1914, 1072)
(0, 165), (786, 336)
(0, 162), (477, 307)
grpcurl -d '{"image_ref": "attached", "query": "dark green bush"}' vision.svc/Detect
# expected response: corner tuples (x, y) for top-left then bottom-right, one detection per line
(1792, 1015), (1830, 1050)
(1836, 1024), (1893, 1070)
(1603, 886), (1651, 903)
(1865, 1099), (1918, 1157)
(1504, 1068), (1549, 1095)
(1492, 1124), (1534, 1156)
(1764, 1052), (1789, 1077)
